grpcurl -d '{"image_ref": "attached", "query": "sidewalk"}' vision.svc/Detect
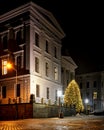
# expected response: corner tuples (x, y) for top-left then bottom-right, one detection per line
(0, 115), (104, 130)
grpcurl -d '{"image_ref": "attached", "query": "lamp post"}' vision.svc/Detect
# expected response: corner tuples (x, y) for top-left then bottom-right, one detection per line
(7, 62), (18, 119)
(85, 98), (89, 115)
(57, 90), (63, 118)
(7, 62), (17, 100)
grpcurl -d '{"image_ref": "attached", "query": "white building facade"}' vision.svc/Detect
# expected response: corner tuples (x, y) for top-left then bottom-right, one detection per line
(0, 1), (77, 105)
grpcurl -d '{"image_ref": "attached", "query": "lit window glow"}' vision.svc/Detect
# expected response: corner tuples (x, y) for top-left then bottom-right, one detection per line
(2, 60), (8, 75)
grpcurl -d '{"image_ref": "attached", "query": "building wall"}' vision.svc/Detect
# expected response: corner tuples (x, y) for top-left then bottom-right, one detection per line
(0, 1), (64, 104)
(76, 71), (104, 111)
(0, 1), (77, 105)
(61, 56), (77, 94)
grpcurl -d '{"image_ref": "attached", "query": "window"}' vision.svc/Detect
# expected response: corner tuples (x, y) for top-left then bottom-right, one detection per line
(54, 47), (57, 58)
(3, 35), (8, 49)
(45, 40), (49, 53)
(36, 84), (40, 97)
(54, 67), (58, 80)
(17, 84), (20, 97)
(66, 70), (69, 85)
(55, 90), (57, 101)
(16, 30), (22, 45)
(47, 87), (49, 99)
(35, 32), (39, 47)
(2, 60), (8, 75)
(2, 86), (6, 98)
(35, 57), (39, 73)
(45, 62), (49, 76)
(9, 28), (14, 39)
(93, 92), (97, 99)
(17, 56), (21, 70)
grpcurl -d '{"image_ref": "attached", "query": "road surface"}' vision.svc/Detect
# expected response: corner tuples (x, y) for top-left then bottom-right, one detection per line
(0, 115), (104, 130)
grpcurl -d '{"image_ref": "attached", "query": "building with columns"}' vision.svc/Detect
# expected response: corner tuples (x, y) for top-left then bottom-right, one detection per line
(61, 56), (77, 94)
(0, 1), (77, 105)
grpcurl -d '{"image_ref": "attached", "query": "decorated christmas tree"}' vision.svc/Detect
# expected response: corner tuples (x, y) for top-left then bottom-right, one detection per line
(64, 79), (84, 113)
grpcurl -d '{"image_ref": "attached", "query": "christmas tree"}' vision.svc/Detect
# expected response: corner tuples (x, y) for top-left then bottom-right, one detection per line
(64, 79), (84, 113)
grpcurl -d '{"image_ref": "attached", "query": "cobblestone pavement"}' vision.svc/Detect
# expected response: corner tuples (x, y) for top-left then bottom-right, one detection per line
(0, 115), (104, 130)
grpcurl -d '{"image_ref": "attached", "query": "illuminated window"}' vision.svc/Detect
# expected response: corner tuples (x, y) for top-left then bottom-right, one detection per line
(54, 67), (58, 80)
(45, 62), (49, 76)
(46, 87), (49, 99)
(35, 32), (39, 47)
(2, 60), (8, 75)
(35, 57), (39, 73)
(3, 35), (8, 49)
(93, 92), (97, 99)
(36, 84), (40, 97)
(2, 86), (6, 98)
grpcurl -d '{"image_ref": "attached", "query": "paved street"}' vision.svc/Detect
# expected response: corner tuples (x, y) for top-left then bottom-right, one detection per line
(0, 115), (104, 130)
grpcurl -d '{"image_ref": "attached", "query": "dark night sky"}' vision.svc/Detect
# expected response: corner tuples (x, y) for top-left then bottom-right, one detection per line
(0, 0), (104, 74)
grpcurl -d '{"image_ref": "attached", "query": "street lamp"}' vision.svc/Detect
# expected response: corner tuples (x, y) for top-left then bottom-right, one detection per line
(57, 90), (63, 118)
(57, 90), (62, 106)
(85, 98), (89, 115)
(7, 62), (18, 119)
(7, 63), (17, 88)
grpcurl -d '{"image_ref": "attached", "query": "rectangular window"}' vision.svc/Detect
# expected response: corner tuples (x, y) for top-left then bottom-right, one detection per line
(55, 90), (57, 101)
(47, 87), (49, 99)
(45, 62), (49, 76)
(35, 57), (39, 73)
(16, 30), (22, 45)
(2, 60), (8, 75)
(2, 86), (6, 98)
(35, 32), (39, 47)
(17, 56), (21, 70)
(17, 84), (20, 97)
(93, 92), (97, 99)
(45, 40), (49, 53)
(36, 84), (40, 97)
(54, 47), (57, 58)
(54, 67), (58, 80)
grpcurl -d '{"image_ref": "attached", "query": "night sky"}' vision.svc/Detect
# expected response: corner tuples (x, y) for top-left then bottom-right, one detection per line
(0, 0), (104, 74)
